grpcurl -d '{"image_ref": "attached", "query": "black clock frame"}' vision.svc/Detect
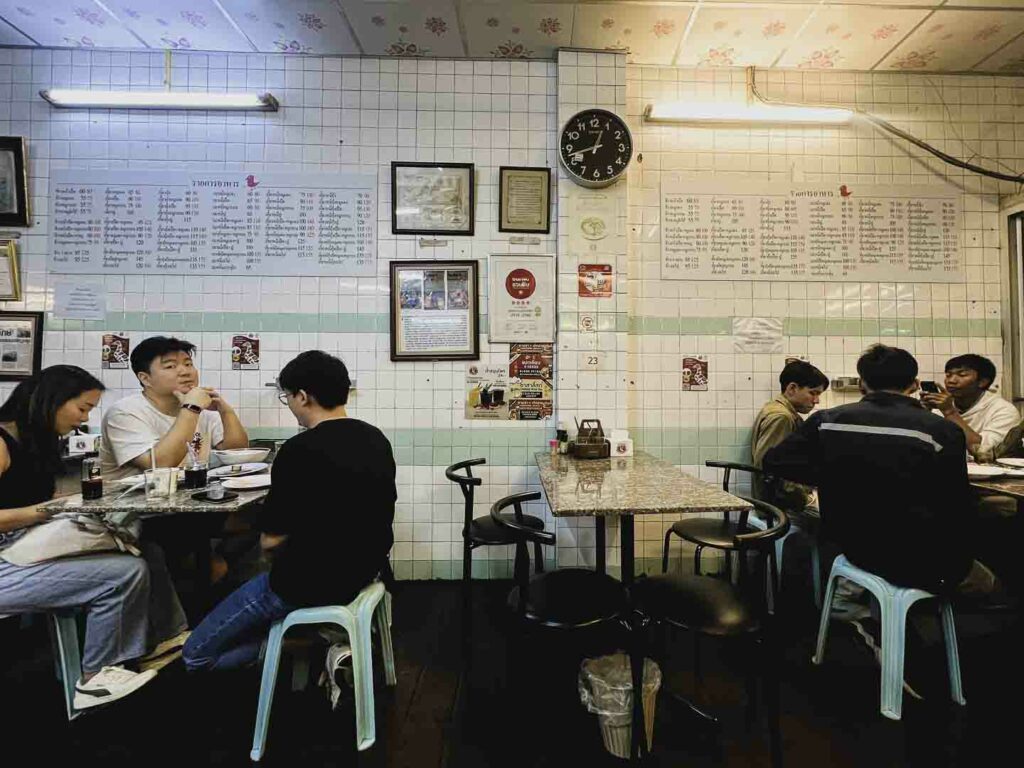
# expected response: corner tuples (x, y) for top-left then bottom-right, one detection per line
(558, 108), (633, 188)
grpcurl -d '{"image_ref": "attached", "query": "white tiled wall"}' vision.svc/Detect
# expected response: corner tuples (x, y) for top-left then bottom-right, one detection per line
(3, 46), (1022, 578)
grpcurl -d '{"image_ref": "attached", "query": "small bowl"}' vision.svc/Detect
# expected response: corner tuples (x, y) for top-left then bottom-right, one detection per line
(212, 448), (270, 465)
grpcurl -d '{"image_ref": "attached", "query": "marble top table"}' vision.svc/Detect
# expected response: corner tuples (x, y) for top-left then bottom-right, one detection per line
(40, 486), (268, 520)
(535, 450), (751, 585)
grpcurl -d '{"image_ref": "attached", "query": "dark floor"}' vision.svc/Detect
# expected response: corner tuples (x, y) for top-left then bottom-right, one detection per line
(2, 563), (1020, 768)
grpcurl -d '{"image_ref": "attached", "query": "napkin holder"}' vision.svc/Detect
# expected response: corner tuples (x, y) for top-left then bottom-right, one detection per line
(572, 419), (610, 460)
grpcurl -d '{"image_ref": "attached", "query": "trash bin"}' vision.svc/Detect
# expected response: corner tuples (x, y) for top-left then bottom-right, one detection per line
(579, 653), (662, 759)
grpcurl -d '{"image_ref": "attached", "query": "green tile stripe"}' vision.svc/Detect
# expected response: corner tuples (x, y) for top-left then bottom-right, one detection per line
(49, 311), (1000, 339)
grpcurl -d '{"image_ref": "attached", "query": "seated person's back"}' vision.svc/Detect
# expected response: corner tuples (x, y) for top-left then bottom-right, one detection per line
(260, 415), (396, 607)
(765, 344), (975, 593)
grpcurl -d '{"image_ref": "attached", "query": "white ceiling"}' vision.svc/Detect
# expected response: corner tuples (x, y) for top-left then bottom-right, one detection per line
(1, 1), (1024, 73)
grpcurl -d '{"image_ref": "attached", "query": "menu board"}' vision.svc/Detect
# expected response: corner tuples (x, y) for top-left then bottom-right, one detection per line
(661, 179), (963, 283)
(48, 170), (376, 276)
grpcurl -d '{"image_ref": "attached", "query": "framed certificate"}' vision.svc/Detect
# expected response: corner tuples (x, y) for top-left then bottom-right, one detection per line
(390, 260), (480, 361)
(0, 238), (21, 301)
(0, 137), (29, 228)
(391, 162), (475, 236)
(488, 254), (556, 343)
(498, 166), (551, 234)
(0, 311), (43, 381)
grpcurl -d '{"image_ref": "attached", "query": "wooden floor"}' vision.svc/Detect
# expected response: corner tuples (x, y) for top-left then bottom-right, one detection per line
(2, 568), (1020, 768)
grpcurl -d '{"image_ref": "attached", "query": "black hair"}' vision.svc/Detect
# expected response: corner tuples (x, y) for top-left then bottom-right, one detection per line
(856, 344), (918, 392)
(945, 354), (997, 390)
(130, 336), (196, 377)
(779, 360), (829, 393)
(278, 350), (351, 409)
(0, 365), (105, 472)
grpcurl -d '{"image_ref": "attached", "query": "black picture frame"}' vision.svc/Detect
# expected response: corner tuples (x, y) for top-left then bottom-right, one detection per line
(0, 137), (30, 228)
(498, 166), (551, 234)
(0, 310), (43, 381)
(389, 260), (479, 361)
(391, 162), (475, 236)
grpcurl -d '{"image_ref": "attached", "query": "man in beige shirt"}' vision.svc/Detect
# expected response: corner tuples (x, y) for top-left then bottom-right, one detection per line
(751, 360), (829, 512)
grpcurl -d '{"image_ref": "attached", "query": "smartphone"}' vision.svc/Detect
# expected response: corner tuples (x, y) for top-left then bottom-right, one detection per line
(920, 380), (940, 394)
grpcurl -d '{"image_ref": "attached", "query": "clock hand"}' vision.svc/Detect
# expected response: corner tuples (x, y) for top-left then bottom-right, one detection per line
(590, 131), (604, 154)
(572, 140), (604, 158)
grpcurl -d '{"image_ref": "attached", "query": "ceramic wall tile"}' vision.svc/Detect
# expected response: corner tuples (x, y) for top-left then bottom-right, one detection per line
(461, 2), (573, 60)
(678, 4), (815, 67)
(340, 0), (464, 58)
(220, 0), (359, 55)
(878, 9), (1024, 71)
(0, 1), (141, 48)
(571, 2), (695, 65)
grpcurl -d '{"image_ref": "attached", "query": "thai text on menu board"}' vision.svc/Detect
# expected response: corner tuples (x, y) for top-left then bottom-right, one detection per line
(48, 170), (377, 277)
(660, 179), (963, 283)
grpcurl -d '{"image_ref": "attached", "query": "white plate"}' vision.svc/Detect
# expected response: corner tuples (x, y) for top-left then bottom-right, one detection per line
(996, 457), (1024, 468)
(209, 462), (269, 479)
(967, 464), (1005, 478)
(222, 475), (272, 490)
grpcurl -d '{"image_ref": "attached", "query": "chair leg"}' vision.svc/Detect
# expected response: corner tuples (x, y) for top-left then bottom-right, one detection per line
(810, 544), (822, 610)
(533, 541), (545, 574)
(694, 545), (703, 576)
(350, 614), (378, 751)
(940, 602), (966, 706)
(290, 654), (310, 692)
(811, 570), (841, 665)
(50, 614), (82, 722)
(763, 636), (783, 768)
(376, 593), (397, 687)
(462, 540), (472, 583)
(662, 529), (674, 574)
(879, 596), (908, 721)
(250, 622), (286, 761)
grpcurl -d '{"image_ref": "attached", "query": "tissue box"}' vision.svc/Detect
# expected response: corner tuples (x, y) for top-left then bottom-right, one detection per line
(67, 433), (99, 455)
(611, 438), (633, 457)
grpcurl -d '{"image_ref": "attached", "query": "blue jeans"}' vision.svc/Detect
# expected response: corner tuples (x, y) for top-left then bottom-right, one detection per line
(183, 572), (294, 672)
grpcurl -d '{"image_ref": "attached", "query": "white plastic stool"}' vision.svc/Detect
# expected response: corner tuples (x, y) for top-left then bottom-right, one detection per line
(812, 555), (965, 721)
(746, 515), (822, 608)
(250, 581), (396, 761)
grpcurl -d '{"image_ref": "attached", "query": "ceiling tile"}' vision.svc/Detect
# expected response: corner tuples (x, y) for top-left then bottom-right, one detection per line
(974, 30), (1024, 72)
(571, 2), (694, 65)
(460, 2), (573, 59)
(778, 5), (930, 70)
(340, 0), (464, 57)
(878, 9), (1024, 70)
(106, 1), (251, 51)
(678, 4), (815, 67)
(0, 14), (36, 44)
(0, 1), (141, 47)
(218, 0), (358, 54)
(940, 1), (1024, 7)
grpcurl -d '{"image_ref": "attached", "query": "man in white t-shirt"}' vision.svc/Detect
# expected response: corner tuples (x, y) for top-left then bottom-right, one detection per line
(921, 354), (1020, 460)
(100, 336), (249, 480)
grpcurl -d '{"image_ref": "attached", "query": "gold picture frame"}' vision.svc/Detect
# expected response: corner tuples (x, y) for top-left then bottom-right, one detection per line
(0, 238), (21, 301)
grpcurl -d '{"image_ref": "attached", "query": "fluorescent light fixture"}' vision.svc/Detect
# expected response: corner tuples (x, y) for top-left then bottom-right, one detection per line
(643, 101), (852, 125)
(39, 89), (279, 111)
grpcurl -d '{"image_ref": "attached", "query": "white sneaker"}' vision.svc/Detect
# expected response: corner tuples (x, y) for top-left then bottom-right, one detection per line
(73, 666), (157, 710)
(140, 630), (191, 663)
(318, 643), (353, 710)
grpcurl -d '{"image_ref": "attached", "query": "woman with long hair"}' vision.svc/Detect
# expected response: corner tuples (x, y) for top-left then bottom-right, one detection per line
(0, 365), (186, 709)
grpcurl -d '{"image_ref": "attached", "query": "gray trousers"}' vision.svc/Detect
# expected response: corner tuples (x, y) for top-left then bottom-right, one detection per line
(0, 542), (187, 674)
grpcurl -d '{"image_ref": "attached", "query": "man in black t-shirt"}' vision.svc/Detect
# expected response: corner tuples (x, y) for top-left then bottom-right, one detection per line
(183, 351), (396, 672)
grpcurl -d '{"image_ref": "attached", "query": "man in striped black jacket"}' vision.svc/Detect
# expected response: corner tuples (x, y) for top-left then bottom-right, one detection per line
(764, 344), (997, 596)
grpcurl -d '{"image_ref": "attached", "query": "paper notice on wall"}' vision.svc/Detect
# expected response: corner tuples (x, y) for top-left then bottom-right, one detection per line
(578, 264), (613, 297)
(53, 280), (106, 321)
(102, 333), (130, 369)
(465, 364), (510, 420)
(733, 317), (784, 354)
(231, 334), (260, 370)
(682, 356), (709, 391)
(509, 343), (553, 420)
(569, 190), (620, 255)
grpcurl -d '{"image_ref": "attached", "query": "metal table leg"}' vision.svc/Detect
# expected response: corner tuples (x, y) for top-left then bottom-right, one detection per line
(595, 516), (606, 574)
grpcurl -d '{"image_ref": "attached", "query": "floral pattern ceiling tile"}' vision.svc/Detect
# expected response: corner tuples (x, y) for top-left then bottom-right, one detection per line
(678, 4), (816, 68)
(460, 3), (573, 60)
(219, 0), (358, 55)
(972, 29), (1024, 72)
(108, 0), (252, 51)
(878, 9), (1024, 71)
(0, 0), (142, 47)
(0, 13), (35, 44)
(570, 2), (695, 65)
(340, 0), (464, 58)
(777, 6), (930, 70)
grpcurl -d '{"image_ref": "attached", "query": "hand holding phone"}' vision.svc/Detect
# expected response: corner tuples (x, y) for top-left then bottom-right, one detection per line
(920, 380), (940, 394)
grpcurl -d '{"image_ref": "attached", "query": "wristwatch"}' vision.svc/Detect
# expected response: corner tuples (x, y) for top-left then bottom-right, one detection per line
(182, 403), (203, 414)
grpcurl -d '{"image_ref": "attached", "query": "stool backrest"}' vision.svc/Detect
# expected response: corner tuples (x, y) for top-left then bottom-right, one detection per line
(445, 458), (486, 533)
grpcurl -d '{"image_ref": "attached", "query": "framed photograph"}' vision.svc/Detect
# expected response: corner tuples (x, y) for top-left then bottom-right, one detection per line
(0, 137), (29, 228)
(0, 238), (21, 301)
(0, 311), (43, 381)
(390, 260), (479, 361)
(391, 162), (474, 236)
(498, 166), (551, 234)
(488, 254), (556, 343)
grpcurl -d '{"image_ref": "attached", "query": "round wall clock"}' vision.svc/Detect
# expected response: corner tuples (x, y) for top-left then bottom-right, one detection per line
(558, 108), (633, 188)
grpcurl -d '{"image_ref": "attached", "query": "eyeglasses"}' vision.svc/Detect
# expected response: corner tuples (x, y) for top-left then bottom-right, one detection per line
(277, 390), (289, 405)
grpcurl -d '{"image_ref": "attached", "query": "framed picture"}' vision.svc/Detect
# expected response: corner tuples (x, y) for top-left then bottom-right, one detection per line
(391, 162), (474, 236)
(488, 254), (556, 343)
(0, 137), (29, 228)
(0, 311), (43, 381)
(389, 260), (479, 361)
(0, 238), (21, 301)
(498, 166), (551, 234)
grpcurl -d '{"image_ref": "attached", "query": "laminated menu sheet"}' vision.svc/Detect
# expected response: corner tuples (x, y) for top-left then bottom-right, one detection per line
(48, 169), (377, 276)
(661, 178), (963, 283)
